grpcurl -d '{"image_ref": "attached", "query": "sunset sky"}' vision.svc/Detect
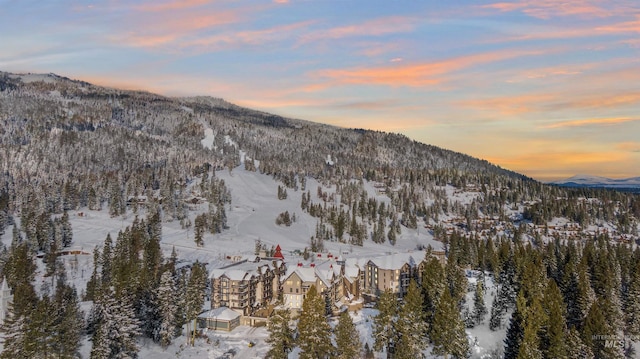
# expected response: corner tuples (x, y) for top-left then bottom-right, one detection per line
(1, 0), (639, 181)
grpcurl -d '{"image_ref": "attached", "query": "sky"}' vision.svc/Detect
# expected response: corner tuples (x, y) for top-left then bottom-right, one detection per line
(1, 0), (639, 181)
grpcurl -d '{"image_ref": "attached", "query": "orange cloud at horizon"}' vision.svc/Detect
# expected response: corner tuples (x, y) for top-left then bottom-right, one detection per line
(617, 142), (640, 152)
(460, 89), (640, 116)
(314, 49), (544, 87)
(486, 150), (633, 181)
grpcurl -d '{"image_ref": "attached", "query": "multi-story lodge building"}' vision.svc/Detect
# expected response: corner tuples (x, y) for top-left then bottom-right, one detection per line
(362, 252), (426, 297)
(206, 248), (446, 329)
(209, 256), (285, 316)
(281, 260), (342, 313)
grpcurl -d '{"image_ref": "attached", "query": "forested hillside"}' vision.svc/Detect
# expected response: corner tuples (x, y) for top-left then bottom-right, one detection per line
(0, 72), (639, 358)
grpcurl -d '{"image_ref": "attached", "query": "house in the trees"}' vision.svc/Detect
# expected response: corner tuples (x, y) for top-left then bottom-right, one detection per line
(209, 257), (285, 316)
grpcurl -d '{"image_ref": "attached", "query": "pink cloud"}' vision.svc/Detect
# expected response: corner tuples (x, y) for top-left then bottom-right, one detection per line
(482, 0), (623, 19)
(299, 16), (418, 44)
(110, 7), (242, 49)
(596, 15), (640, 33)
(135, 0), (211, 12)
(182, 20), (316, 50)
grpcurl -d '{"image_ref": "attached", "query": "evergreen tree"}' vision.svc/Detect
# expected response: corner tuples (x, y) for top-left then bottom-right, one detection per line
(0, 302), (29, 358)
(61, 210), (73, 247)
(297, 285), (333, 359)
(85, 246), (101, 301)
(194, 214), (206, 247)
(504, 292), (526, 359)
(373, 289), (397, 355)
(446, 256), (468, 306)
(541, 280), (567, 359)
(566, 327), (594, 359)
(625, 262), (640, 337)
(184, 261), (207, 346)
(50, 280), (84, 358)
(265, 308), (294, 359)
(431, 287), (470, 359)
(582, 298), (624, 359)
(473, 279), (487, 325)
(489, 295), (504, 331)
(156, 270), (178, 348)
(4, 242), (37, 308)
(101, 233), (113, 285)
(517, 297), (544, 359)
(334, 311), (361, 359)
(90, 287), (141, 359)
(394, 280), (427, 359)
(422, 255), (446, 329)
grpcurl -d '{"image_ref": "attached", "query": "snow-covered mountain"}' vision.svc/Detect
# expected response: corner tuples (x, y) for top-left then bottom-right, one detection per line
(552, 174), (640, 191)
(1, 71), (640, 359)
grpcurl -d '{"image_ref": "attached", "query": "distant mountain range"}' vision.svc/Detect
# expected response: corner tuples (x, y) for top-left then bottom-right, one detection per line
(551, 175), (640, 192)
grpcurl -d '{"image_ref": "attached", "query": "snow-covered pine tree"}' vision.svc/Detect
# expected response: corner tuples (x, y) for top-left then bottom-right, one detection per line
(101, 233), (113, 285)
(503, 291), (526, 359)
(430, 286), (470, 359)
(0, 302), (29, 358)
(516, 296), (544, 359)
(625, 262), (640, 338)
(394, 280), (427, 358)
(373, 289), (397, 355)
(85, 246), (101, 302)
(581, 297), (625, 358)
(155, 270), (178, 348)
(541, 279), (568, 358)
(297, 285), (333, 359)
(184, 261), (207, 346)
(566, 327), (594, 359)
(473, 279), (487, 325)
(445, 253), (468, 306)
(194, 213), (206, 247)
(51, 280), (83, 359)
(265, 308), (294, 359)
(90, 287), (141, 359)
(334, 310), (361, 359)
(61, 210), (72, 247)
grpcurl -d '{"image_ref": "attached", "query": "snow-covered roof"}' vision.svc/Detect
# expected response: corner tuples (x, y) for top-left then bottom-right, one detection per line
(209, 259), (275, 280)
(344, 264), (360, 280)
(288, 267), (317, 283)
(198, 307), (241, 321)
(368, 251), (426, 270)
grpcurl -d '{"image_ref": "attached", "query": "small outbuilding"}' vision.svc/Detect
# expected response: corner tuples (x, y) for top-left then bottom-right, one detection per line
(197, 307), (241, 332)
